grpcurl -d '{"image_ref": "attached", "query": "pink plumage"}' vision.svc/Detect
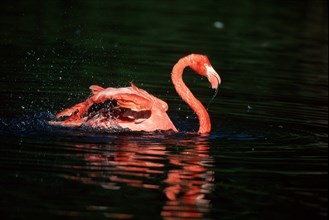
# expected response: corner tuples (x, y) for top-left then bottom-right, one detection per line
(49, 54), (221, 134)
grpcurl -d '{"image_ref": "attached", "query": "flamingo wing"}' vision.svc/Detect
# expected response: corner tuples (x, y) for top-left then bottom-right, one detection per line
(51, 83), (155, 127)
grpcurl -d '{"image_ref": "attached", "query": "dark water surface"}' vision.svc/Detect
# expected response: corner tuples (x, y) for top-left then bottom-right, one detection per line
(0, 0), (327, 219)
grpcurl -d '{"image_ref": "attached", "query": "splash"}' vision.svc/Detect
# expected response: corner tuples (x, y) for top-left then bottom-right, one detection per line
(206, 87), (219, 111)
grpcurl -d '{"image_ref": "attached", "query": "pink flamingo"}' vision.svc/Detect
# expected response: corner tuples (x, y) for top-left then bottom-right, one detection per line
(49, 54), (221, 134)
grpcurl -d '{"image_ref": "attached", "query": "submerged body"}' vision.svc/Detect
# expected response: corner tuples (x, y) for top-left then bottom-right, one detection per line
(50, 83), (178, 132)
(50, 54), (221, 134)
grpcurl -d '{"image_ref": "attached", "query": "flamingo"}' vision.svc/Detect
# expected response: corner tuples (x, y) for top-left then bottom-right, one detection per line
(49, 54), (221, 134)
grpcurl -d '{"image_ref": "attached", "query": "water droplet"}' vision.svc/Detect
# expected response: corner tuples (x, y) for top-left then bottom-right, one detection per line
(213, 21), (224, 29)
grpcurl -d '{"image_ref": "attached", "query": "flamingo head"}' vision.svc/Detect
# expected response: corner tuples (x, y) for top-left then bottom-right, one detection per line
(188, 54), (221, 89)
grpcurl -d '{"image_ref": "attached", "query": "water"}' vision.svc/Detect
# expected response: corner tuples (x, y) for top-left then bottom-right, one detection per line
(0, 0), (327, 219)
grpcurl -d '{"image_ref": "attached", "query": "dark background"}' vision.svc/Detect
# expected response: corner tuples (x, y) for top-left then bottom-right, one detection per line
(0, 0), (327, 219)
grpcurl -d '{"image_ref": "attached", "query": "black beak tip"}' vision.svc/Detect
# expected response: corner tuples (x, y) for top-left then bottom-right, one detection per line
(212, 87), (219, 98)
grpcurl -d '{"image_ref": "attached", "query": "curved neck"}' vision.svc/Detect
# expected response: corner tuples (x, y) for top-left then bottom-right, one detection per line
(171, 56), (211, 134)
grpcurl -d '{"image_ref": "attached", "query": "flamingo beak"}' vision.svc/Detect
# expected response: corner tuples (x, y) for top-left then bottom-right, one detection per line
(206, 65), (221, 90)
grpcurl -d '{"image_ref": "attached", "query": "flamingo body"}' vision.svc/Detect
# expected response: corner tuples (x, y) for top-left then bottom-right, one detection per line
(50, 54), (221, 134)
(50, 82), (178, 132)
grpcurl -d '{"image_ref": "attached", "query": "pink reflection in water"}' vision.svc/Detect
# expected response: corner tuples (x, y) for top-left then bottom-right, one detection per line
(65, 136), (214, 219)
